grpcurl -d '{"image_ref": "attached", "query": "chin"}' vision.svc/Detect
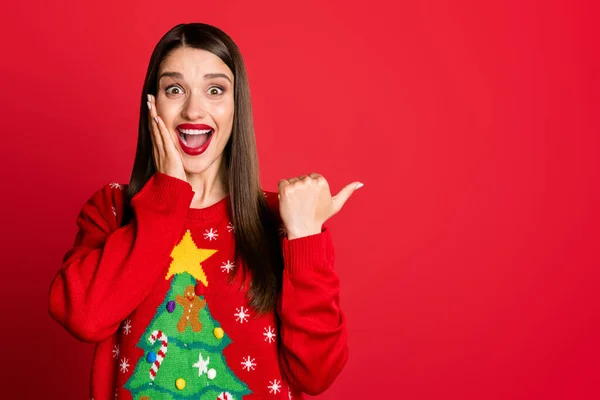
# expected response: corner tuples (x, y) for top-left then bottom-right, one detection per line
(182, 157), (215, 175)
(183, 164), (210, 175)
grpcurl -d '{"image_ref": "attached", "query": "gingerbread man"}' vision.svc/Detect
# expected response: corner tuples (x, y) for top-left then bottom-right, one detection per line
(175, 285), (206, 332)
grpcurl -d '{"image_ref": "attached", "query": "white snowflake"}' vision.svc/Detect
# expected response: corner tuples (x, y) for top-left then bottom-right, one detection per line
(288, 387), (293, 400)
(204, 228), (219, 241)
(112, 206), (116, 217)
(122, 319), (132, 335)
(193, 352), (210, 376)
(221, 260), (235, 273)
(268, 379), (281, 394)
(263, 326), (276, 343)
(227, 221), (234, 232)
(109, 182), (123, 190)
(119, 357), (130, 373)
(234, 306), (250, 323)
(112, 345), (120, 358)
(241, 355), (256, 371)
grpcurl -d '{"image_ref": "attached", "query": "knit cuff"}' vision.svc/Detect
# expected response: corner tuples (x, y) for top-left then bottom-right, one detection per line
(282, 227), (335, 273)
(131, 171), (194, 211)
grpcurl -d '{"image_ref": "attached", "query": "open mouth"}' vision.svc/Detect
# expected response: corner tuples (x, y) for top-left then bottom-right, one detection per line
(177, 128), (214, 149)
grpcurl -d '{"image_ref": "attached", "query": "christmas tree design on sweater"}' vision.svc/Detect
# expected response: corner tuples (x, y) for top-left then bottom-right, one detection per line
(124, 229), (251, 399)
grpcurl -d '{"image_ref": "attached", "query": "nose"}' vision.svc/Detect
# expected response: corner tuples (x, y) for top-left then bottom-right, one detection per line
(181, 91), (208, 120)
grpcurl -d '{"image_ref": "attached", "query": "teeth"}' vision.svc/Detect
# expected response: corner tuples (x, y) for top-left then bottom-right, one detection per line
(178, 128), (212, 135)
(179, 132), (187, 146)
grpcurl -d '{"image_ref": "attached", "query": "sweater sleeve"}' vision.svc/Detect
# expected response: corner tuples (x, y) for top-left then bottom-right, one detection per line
(48, 172), (194, 343)
(276, 226), (349, 395)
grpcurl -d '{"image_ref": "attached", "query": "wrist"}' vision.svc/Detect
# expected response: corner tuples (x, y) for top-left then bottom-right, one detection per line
(285, 225), (323, 240)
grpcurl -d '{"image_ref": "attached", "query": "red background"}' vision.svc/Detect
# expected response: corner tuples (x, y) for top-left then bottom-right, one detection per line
(1, 0), (598, 398)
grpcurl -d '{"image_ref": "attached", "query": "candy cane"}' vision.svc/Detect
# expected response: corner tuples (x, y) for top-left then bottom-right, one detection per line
(148, 330), (168, 380)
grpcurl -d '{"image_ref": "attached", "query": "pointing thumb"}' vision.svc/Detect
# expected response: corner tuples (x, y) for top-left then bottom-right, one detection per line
(332, 181), (363, 214)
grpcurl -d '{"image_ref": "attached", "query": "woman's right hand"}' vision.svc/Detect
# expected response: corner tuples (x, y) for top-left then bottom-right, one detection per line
(147, 94), (187, 182)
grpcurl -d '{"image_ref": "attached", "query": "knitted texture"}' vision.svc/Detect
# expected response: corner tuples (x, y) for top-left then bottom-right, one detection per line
(49, 172), (348, 400)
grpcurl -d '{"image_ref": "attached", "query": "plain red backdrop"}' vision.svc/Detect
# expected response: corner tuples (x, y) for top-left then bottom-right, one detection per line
(1, 0), (598, 398)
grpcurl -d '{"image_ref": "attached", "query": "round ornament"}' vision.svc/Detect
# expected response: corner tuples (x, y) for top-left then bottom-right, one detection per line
(213, 327), (224, 339)
(166, 301), (176, 313)
(194, 283), (205, 296)
(207, 368), (216, 380)
(146, 351), (157, 363)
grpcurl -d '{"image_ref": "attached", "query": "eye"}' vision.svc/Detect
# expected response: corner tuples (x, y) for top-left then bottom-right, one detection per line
(208, 86), (224, 96)
(165, 85), (183, 95)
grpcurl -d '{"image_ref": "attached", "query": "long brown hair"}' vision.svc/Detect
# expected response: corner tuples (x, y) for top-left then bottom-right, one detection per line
(121, 23), (283, 314)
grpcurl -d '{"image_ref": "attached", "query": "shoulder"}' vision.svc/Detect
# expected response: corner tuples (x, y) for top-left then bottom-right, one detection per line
(79, 181), (129, 228)
(95, 181), (129, 209)
(261, 190), (285, 230)
(261, 190), (290, 239)
(263, 190), (279, 211)
(261, 190), (280, 214)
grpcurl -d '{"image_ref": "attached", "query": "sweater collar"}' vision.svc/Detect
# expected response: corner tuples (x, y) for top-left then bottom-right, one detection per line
(186, 193), (231, 222)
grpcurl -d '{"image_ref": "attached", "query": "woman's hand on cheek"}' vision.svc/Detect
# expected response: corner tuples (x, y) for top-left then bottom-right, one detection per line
(147, 94), (187, 183)
(277, 173), (363, 240)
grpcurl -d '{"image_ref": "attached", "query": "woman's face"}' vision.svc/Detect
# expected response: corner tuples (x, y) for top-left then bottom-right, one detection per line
(155, 47), (235, 175)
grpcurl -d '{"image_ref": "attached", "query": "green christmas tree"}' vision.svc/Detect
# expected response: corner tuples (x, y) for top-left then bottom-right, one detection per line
(124, 230), (251, 400)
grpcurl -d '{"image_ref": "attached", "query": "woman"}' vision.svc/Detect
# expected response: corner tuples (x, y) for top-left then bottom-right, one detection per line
(49, 22), (361, 400)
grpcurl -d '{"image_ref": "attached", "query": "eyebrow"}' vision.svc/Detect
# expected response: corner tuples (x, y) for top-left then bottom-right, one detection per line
(158, 71), (232, 83)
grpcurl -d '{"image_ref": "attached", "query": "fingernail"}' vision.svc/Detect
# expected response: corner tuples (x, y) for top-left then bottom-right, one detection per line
(147, 94), (151, 102)
(154, 116), (159, 124)
(147, 101), (151, 110)
(355, 182), (364, 190)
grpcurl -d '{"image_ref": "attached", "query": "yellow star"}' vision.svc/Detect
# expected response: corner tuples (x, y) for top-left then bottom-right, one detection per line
(165, 230), (217, 286)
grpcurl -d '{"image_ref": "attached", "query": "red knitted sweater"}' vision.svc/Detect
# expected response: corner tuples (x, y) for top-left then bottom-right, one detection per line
(48, 172), (348, 400)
